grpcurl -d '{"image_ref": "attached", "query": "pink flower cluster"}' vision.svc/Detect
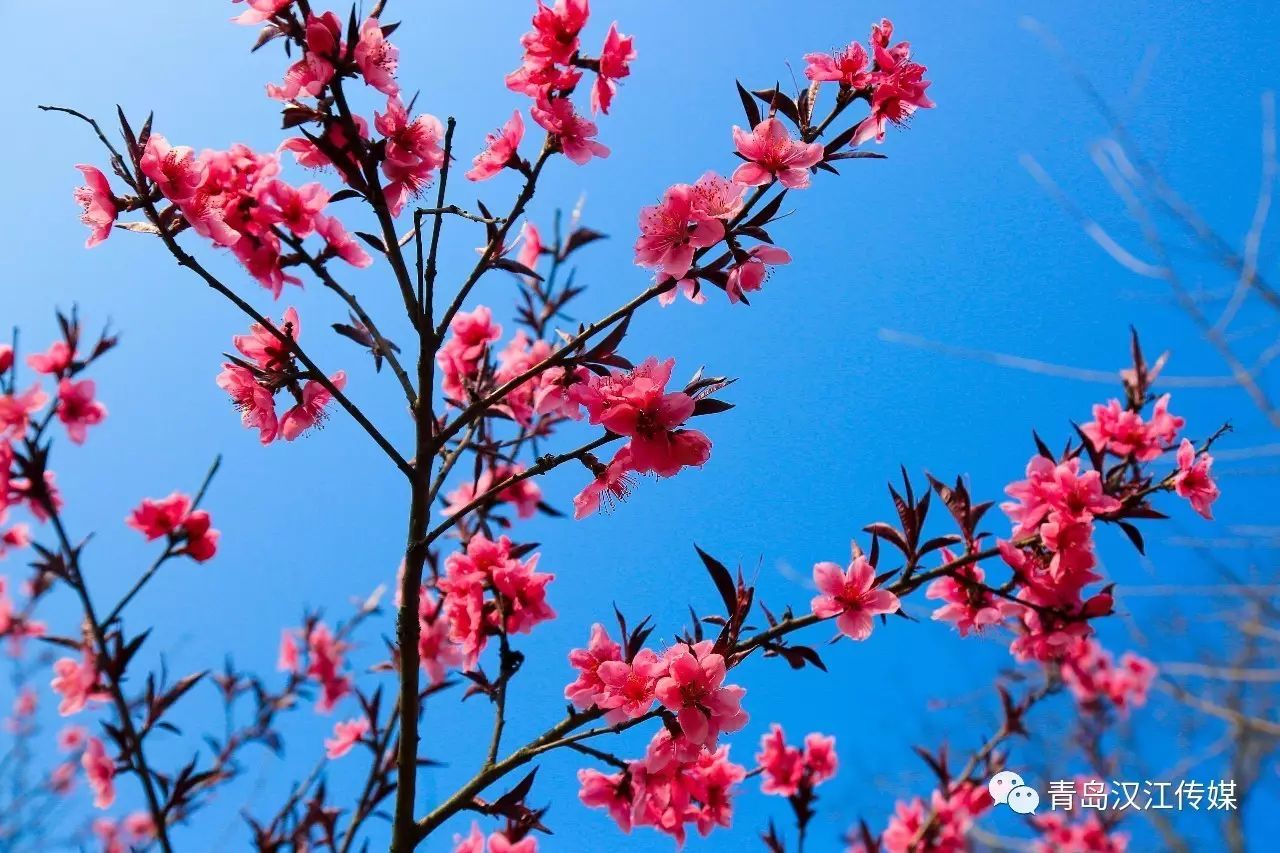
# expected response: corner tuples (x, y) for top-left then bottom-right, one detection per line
(1174, 438), (1220, 520)
(804, 19), (935, 146)
(443, 464), (543, 522)
(436, 316), (714, 517)
(810, 556), (900, 641)
(573, 357), (711, 480)
(50, 648), (107, 716)
(82, 736), (116, 809)
(999, 455), (1124, 662)
(578, 729), (746, 845)
(1082, 393), (1183, 462)
(324, 716), (370, 759)
(1060, 638), (1157, 714)
(137, 135), (370, 296)
(755, 724), (838, 797)
(504, 0), (629, 165)
(565, 626), (747, 753)
(925, 548), (1007, 637)
(436, 534), (555, 669)
(216, 309), (346, 444)
(1033, 813), (1129, 853)
(877, 782), (990, 853)
(376, 95), (446, 215)
(279, 622), (353, 713)
(93, 813), (156, 853)
(633, 166), (793, 306)
(437, 306), (504, 401)
(126, 492), (220, 562)
(994, 392), (1220, 662)
(453, 823), (539, 853)
(0, 572), (45, 651)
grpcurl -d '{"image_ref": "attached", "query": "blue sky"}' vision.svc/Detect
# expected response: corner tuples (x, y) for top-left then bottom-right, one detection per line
(3, 0), (1278, 850)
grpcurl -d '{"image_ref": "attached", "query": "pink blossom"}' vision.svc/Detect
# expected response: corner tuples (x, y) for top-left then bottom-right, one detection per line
(633, 184), (724, 280)
(0, 524), (31, 558)
(140, 135), (205, 203)
(266, 15), (338, 101)
(280, 371), (346, 441)
(592, 23), (636, 114)
(27, 340), (75, 375)
(377, 96), (446, 211)
(55, 378), (106, 444)
(355, 18), (399, 95)
(50, 649), (106, 716)
(882, 785), (985, 853)
(232, 0), (292, 25)
(573, 357), (712, 477)
(281, 116), (368, 173)
(616, 731), (747, 845)
(1061, 638), (1157, 714)
(802, 732), (838, 784)
(437, 306), (503, 400)
(443, 465), (543, 520)
(1001, 456), (1121, 538)
(233, 307), (300, 372)
(179, 509), (219, 562)
(49, 761), (76, 795)
(437, 535), (554, 668)
(452, 823), (485, 853)
(1033, 813), (1129, 853)
(306, 622), (352, 712)
(810, 556), (900, 640)
(852, 38), (934, 146)
(82, 737), (115, 809)
(492, 330), (580, 425)
(0, 385), (49, 439)
(418, 589), (464, 685)
(531, 97), (610, 164)
(564, 622), (623, 709)
(0, 345), (11, 374)
(74, 165), (118, 248)
(578, 767), (633, 831)
(689, 171), (746, 220)
(58, 724), (88, 751)
(324, 716), (370, 759)
(726, 245), (791, 304)
(514, 221), (544, 279)
(756, 724), (804, 796)
(803, 42), (871, 88)
(122, 813), (155, 843)
(1174, 438), (1219, 520)
(653, 641), (748, 749)
(595, 648), (665, 722)
(216, 364), (279, 444)
(316, 215), (373, 268)
(731, 118), (824, 189)
(924, 553), (1006, 636)
(490, 552), (556, 636)
(572, 446), (635, 519)
(505, 62), (582, 100)
(266, 181), (330, 236)
(519, 0), (590, 68)
(487, 833), (539, 853)
(277, 629), (300, 673)
(467, 111), (525, 181)
(1081, 394), (1184, 461)
(126, 493), (193, 540)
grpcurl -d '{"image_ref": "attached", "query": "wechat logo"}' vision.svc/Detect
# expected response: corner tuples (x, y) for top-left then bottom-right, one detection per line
(988, 770), (1040, 815)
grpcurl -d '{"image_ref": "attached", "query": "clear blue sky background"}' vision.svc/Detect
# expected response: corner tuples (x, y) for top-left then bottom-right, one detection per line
(2, 0), (1277, 850)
